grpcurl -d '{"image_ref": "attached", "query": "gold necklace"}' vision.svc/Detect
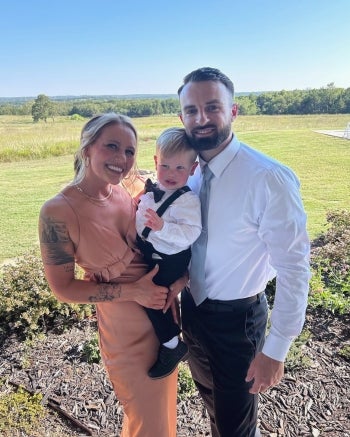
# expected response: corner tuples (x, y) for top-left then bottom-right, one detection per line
(75, 184), (113, 204)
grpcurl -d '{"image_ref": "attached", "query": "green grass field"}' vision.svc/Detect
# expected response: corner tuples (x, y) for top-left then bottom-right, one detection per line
(0, 114), (349, 263)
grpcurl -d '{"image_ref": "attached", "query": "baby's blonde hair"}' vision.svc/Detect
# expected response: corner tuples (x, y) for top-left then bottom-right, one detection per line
(156, 127), (197, 163)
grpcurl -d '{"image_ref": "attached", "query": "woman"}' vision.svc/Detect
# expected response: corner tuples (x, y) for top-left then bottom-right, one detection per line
(39, 113), (182, 437)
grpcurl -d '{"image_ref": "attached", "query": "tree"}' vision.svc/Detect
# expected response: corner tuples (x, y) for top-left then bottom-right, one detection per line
(31, 94), (55, 122)
(236, 95), (258, 115)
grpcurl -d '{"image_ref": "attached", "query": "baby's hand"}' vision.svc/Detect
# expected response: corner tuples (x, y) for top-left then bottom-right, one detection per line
(144, 208), (164, 231)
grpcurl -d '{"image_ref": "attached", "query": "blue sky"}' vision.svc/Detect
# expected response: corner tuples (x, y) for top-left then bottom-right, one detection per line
(1, 0), (349, 97)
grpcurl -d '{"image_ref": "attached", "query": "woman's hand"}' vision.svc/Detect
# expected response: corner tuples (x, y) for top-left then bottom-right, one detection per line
(132, 265), (168, 309)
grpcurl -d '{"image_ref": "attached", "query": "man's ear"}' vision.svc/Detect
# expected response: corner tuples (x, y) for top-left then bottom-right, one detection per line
(190, 161), (199, 175)
(231, 103), (238, 120)
(179, 112), (184, 125)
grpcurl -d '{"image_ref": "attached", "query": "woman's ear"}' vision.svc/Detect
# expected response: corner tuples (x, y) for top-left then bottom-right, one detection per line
(84, 144), (91, 157)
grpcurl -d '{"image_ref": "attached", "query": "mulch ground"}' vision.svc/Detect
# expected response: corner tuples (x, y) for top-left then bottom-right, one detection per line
(0, 306), (349, 437)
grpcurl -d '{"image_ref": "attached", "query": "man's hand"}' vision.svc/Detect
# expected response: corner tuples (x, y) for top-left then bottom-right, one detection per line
(245, 352), (284, 394)
(163, 271), (189, 323)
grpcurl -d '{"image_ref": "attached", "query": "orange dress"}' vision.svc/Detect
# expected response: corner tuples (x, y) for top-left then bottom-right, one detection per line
(60, 184), (177, 437)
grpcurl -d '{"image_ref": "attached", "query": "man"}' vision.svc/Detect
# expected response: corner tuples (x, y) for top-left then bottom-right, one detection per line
(177, 67), (310, 436)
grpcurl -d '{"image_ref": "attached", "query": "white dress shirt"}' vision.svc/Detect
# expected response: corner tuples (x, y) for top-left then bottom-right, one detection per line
(188, 135), (310, 362)
(136, 185), (202, 255)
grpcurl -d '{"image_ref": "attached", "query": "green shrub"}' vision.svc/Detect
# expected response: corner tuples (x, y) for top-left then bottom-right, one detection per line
(263, 210), (350, 314)
(0, 249), (93, 339)
(82, 333), (101, 364)
(0, 381), (46, 434)
(178, 362), (196, 400)
(339, 345), (350, 362)
(69, 113), (86, 121)
(285, 329), (312, 371)
(309, 210), (350, 313)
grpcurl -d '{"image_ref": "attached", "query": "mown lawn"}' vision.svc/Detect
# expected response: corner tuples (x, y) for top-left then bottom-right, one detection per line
(0, 114), (349, 263)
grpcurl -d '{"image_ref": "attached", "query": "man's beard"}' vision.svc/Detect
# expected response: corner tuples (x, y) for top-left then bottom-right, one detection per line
(187, 123), (232, 151)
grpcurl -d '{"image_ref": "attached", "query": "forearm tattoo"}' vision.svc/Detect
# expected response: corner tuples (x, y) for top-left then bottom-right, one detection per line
(89, 283), (122, 303)
(40, 216), (74, 265)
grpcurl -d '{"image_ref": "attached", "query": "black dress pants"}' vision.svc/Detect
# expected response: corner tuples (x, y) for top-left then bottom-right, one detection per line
(181, 288), (268, 437)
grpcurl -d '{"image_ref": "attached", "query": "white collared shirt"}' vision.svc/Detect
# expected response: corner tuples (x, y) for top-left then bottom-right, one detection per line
(188, 135), (310, 362)
(136, 185), (202, 255)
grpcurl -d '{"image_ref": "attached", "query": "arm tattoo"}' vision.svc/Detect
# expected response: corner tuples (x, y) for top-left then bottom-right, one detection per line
(89, 283), (122, 303)
(40, 216), (74, 265)
(40, 216), (70, 243)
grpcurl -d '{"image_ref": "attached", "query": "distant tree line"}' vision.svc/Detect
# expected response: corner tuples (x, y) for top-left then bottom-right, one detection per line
(0, 84), (349, 121)
(0, 96), (181, 120)
(237, 83), (350, 115)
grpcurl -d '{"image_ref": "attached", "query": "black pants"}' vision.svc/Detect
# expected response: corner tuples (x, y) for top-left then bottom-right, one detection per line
(181, 288), (268, 437)
(137, 235), (190, 344)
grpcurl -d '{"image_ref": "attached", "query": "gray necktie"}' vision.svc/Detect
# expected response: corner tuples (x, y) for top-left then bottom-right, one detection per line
(189, 165), (214, 305)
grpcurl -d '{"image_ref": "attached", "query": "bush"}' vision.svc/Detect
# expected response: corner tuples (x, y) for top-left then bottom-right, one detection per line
(82, 333), (101, 364)
(309, 210), (350, 313)
(285, 329), (312, 371)
(69, 113), (86, 121)
(339, 345), (350, 362)
(178, 362), (196, 400)
(0, 250), (93, 339)
(265, 210), (350, 314)
(0, 381), (46, 434)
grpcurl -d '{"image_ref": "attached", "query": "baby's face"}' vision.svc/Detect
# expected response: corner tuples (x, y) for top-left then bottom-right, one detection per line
(155, 151), (197, 190)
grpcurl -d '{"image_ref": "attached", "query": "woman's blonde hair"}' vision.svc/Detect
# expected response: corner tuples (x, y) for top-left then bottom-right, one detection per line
(73, 112), (138, 184)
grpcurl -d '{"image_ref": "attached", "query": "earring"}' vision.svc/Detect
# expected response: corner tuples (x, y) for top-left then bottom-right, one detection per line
(85, 156), (90, 167)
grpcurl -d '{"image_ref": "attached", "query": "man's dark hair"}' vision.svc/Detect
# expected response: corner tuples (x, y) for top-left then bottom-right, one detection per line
(177, 67), (234, 98)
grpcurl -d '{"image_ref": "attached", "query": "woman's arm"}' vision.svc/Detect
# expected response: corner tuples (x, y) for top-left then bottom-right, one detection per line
(39, 200), (167, 308)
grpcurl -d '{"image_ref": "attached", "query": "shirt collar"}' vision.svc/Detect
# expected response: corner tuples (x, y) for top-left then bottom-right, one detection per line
(199, 134), (240, 178)
(157, 182), (183, 194)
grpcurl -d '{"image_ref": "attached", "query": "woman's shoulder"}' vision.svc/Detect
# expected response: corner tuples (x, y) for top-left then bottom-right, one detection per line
(40, 188), (73, 218)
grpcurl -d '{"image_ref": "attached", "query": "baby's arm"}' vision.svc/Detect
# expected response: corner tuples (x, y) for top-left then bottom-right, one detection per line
(138, 191), (201, 253)
(143, 208), (164, 231)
